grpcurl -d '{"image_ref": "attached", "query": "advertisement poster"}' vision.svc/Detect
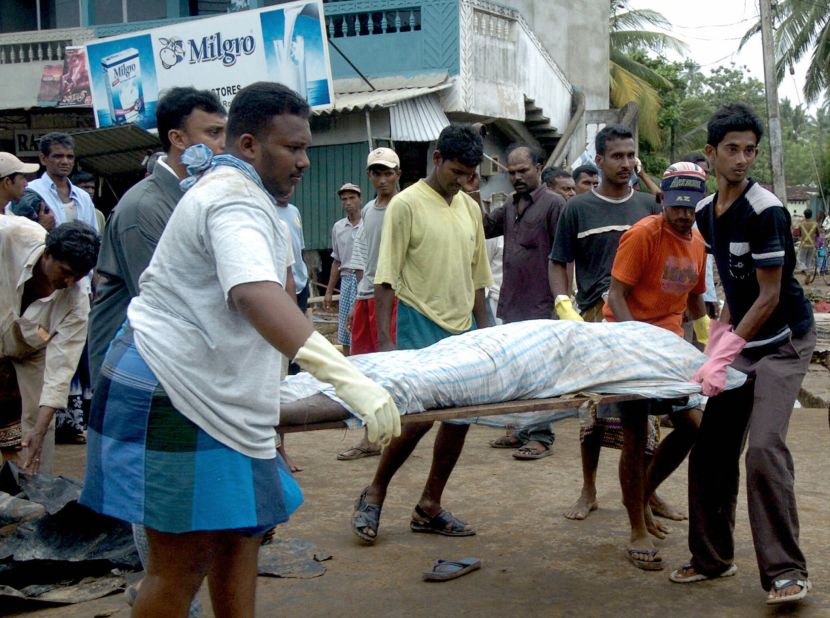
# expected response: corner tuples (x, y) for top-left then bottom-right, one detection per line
(84, 0), (333, 130)
(59, 47), (93, 107)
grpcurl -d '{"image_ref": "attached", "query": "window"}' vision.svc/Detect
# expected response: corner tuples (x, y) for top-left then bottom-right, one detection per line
(92, 0), (167, 24)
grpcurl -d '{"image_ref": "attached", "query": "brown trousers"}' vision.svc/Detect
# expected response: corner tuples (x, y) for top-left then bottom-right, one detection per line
(688, 326), (816, 591)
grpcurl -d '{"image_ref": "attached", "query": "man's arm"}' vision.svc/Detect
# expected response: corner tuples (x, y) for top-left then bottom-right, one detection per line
(323, 260), (341, 311)
(731, 266), (781, 341)
(472, 288), (490, 329)
(606, 276), (635, 322)
(374, 282), (396, 351)
(22, 292), (90, 473)
(686, 292), (706, 321)
(480, 204), (505, 239)
(549, 260), (570, 298)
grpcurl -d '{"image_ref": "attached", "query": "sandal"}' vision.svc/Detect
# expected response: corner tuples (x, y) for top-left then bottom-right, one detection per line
(489, 434), (524, 449)
(423, 557), (481, 582)
(766, 578), (811, 605)
(512, 445), (552, 460)
(626, 548), (664, 571)
(351, 488), (382, 544)
(337, 446), (382, 461)
(410, 504), (475, 537)
(669, 563), (737, 583)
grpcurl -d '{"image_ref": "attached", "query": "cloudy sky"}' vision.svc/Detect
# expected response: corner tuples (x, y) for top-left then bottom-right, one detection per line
(629, 0), (814, 110)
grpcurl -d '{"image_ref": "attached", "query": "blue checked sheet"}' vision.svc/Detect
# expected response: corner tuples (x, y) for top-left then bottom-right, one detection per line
(281, 320), (746, 428)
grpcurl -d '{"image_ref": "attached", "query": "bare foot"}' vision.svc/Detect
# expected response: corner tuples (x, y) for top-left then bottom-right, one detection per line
(649, 493), (687, 521)
(644, 504), (669, 539)
(563, 491), (598, 520)
(278, 444), (303, 473)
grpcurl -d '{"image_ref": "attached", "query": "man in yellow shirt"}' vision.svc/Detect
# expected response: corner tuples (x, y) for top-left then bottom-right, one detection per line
(352, 125), (493, 544)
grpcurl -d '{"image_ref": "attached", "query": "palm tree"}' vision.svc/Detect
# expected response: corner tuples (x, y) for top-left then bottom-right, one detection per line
(740, 0), (830, 102)
(609, 1), (688, 147)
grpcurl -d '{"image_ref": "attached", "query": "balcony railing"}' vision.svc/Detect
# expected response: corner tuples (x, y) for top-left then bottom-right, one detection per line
(327, 8), (421, 38)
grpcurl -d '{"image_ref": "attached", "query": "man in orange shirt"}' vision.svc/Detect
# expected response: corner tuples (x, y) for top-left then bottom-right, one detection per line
(603, 162), (710, 571)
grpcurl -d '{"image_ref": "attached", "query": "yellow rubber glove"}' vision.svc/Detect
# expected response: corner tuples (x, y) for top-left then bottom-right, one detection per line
(293, 331), (401, 445)
(555, 295), (584, 322)
(692, 314), (711, 346)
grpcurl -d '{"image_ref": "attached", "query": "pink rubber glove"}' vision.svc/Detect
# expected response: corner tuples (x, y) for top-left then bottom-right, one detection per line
(704, 319), (731, 354)
(693, 329), (746, 396)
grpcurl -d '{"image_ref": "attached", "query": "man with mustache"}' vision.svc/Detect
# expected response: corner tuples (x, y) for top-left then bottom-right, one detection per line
(482, 144), (564, 460)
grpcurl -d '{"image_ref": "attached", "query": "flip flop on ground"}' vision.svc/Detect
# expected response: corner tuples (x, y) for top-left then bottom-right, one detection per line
(669, 563), (737, 583)
(337, 446), (382, 460)
(423, 557), (482, 582)
(766, 579), (811, 605)
(410, 504), (475, 537)
(352, 488), (382, 544)
(626, 548), (664, 571)
(512, 444), (552, 460)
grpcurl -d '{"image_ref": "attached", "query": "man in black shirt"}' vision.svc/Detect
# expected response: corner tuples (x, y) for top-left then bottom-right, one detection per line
(670, 104), (815, 607)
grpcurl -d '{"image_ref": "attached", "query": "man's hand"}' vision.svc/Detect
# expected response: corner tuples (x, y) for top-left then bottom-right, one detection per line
(21, 406), (55, 475)
(38, 204), (56, 231)
(554, 295), (584, 322)
(323, 292), (333, 312)
(346, 306), (354, 333)
(693, 330), (745, 396)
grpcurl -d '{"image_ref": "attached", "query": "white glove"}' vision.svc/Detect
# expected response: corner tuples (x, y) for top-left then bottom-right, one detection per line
(293, 331), (401, 445)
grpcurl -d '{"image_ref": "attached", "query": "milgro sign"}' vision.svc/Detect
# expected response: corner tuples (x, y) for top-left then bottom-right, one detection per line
(84, 0), (333, 130)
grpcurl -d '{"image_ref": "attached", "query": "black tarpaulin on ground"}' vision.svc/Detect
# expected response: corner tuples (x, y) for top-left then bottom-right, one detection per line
(0, 463), (139, 608)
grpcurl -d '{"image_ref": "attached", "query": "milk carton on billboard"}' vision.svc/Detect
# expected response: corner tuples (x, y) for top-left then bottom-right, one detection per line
(101, 48), (144, 125)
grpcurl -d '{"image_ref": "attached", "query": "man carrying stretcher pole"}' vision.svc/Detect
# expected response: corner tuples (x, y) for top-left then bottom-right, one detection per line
(602, 161), (710, 570)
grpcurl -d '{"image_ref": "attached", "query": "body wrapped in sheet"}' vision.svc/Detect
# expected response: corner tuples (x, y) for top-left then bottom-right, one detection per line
(281, 320), (746, 428)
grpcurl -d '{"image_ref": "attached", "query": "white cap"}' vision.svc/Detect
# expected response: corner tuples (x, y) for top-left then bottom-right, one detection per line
(366, 147), (400, 169)
(337, 182), (361, 195)
(0, 152), (39, 178)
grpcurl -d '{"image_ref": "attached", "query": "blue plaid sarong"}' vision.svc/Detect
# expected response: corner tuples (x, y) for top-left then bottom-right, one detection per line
(81, 329), (302, 534)
(337, 271), (358, 346)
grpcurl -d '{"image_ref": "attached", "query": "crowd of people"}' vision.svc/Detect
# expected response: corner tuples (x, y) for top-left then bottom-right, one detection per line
(0, 82), (818, 614)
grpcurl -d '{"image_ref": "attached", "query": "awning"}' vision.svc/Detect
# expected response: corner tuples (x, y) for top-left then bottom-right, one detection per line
(319, 72), (454, 115)
(390, 93), (449, 142)
(70, 124), (161, 176)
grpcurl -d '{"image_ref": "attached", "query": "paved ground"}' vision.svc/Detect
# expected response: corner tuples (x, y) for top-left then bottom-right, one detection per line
(9, 408), (830, 617)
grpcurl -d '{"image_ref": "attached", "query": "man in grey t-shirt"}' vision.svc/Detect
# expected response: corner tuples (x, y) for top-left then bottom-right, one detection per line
(88, 87), (227, 385)
(337, 147), (401, 461)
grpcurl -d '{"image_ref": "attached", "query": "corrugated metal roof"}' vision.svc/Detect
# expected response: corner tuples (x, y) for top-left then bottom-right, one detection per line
(318, 72), (454, 115)
(70, 124), (161, 176)
(390, 93), (448, 142)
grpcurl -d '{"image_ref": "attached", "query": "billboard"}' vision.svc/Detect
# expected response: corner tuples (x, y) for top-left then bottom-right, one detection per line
(84, 0), (333, 129)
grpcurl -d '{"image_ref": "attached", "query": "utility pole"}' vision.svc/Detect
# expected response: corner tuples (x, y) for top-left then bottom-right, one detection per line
(759, 0), (787, 205)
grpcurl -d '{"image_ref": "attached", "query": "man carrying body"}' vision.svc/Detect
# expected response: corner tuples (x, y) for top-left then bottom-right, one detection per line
(603, 161), (710, 570)
(549, 124), (668, 522)
(483, 144), (564, 460)
(1, 218), (99, 474)
(337, 147), (402, 461)
(572, 164), (600, 195)
(670, 103), (815, 607)
(80, 82), (400, 617)
(87, 87), (226, 384)
(351, 125), (492, 543)
(543, 166), (577, 201)
(28, 133), (98, 233)
(324, 183), (362, 355)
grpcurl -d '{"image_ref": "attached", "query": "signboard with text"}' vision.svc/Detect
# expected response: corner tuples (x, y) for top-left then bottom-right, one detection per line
(84, 0), (333, 129)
